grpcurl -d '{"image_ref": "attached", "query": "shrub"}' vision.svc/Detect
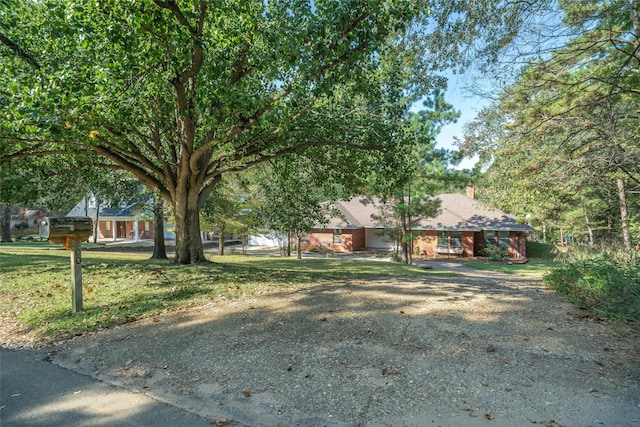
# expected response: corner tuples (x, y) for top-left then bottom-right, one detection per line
(527, 241), (555, 259)
(480, 244), (509, 261)
(558, 242), (637, 264)
(307, 245), (320, 253)
(543, 256), (640, 321)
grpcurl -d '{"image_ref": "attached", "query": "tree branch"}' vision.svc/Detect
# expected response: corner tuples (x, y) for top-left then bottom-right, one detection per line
(89, 143), (169, 198)
(213, 139), (384, 178)
(0, 31), (40, 69)
(0, 138), (88, 164)
(153, 0), (198, 36)
(228, 39), (253, 85)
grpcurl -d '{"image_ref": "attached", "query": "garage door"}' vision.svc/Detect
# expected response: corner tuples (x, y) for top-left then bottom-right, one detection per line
(365, 229), (395, 250)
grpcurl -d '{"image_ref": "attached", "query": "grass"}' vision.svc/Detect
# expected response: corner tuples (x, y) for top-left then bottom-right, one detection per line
(462, 259), (555, 279)
(462, 241), (557, 279)
(0, 242), (448, 342)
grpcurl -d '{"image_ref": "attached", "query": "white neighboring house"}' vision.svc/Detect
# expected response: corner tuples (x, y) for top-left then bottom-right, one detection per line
(249, 233), (281, 247)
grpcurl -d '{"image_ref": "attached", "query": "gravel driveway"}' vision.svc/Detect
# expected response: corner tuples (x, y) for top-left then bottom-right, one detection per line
(50, 261), (640, 426)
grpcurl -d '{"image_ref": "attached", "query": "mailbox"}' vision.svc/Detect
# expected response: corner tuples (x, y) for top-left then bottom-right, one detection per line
(40, 217), (94, 312)
(41, 217), (93, 248)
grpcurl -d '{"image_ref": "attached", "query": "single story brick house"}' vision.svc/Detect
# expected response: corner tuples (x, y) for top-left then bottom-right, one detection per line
(300, 191), (533, 259)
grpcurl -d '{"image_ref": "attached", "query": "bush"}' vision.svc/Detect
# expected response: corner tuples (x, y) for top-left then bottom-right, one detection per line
(480, 244), (509, 261)
(555, 242), (637, 264)
(307, 245), (320, 253)
(543, 256), (640, 321)
(527, 241), (556, 259)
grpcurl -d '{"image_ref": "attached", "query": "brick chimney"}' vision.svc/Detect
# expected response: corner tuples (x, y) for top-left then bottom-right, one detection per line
(465, 186), (475, 199)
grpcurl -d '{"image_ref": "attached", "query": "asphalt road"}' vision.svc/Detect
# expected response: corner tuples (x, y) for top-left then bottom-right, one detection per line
(0, 348), (212, 426)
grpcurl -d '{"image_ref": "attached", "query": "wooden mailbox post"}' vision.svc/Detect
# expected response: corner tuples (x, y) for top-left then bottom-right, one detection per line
(41, 217), (93, 312)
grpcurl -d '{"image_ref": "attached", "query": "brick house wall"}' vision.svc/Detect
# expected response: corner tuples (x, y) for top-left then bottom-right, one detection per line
(96, 220), (155, 240)
(351, 227), (366, 251)
(414, 230), (475, 257)
(300, 228), (365, 253)
(509, 231), (527, 258)
(462, 231), (475, 257)
(305, 227), (528, 258)
(414, 231), (437, 256)
(301, 229), (332, 251)
(473, 231), (485, 256)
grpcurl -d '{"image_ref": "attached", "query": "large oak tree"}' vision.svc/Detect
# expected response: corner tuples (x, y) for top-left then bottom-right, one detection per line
(1, 0), (532, 263)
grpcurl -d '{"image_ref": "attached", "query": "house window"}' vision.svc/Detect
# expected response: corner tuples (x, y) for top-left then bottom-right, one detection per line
(106, 221), (111, 231)
(144, 221), (150, 231)
(437, 231), (448, 248)
(484, 231), (496, 247)
(438, 231), (462, 248)
(450, 231), (462, 248)
(498, 231), (510, 249)
(484, 231), (510, 249)
(333, 229), (342, 244)
(88, 198), (96, 208)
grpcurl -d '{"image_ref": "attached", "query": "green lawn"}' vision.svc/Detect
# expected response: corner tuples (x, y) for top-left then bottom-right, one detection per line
(462, 242), (557, 279)
(0, 242), (449, 341)
(462, 259), (556, 279)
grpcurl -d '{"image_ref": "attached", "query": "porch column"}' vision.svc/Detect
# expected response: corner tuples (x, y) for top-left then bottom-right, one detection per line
(112, 220), (117, 241)
(134, 218), (139, 242)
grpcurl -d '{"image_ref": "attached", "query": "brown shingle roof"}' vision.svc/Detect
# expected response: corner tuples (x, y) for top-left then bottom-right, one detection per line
(323, 193), (532, 232)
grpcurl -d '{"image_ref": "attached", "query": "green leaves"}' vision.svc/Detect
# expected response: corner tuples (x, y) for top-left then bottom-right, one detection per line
(2, 0), (545, 262)
(459, 0), (640, 247)
(544, 256), (640, 321)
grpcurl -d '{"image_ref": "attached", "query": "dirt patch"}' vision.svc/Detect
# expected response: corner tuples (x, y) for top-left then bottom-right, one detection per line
(43, 264), (640, 426)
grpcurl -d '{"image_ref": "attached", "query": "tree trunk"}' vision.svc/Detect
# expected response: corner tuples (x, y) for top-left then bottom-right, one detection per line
(407, 185), (412, 264)
(400, 210), (409, 264)
(2, 204), (12, 242)
(616, 174), (632, 250)
(241, 233), (248, 255)
(151, 195), (168, 260)
(173, 199), (206, 264)
(93, 199), (101, 243)
(218, 224), (225, 256)
(584, 209), (594, 246)
(296, 232), (302, 260)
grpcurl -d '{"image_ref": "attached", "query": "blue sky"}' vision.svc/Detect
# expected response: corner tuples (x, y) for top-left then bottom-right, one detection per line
(435, 72), (489, 170)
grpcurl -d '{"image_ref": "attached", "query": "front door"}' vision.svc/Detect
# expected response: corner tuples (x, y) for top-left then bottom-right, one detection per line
(116, 221), (127, 238)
